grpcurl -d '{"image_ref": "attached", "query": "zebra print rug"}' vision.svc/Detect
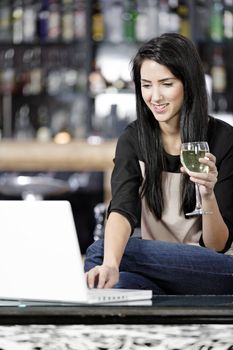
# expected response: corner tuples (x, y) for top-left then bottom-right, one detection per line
(0, 324), (232, 349)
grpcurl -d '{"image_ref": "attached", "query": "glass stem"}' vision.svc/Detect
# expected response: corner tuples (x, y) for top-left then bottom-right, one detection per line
(195, 183), (202, 210)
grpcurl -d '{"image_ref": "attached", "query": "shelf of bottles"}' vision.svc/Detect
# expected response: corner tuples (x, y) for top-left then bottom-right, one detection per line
(0, 0), (232, 142)
(195, 0), (233, 115)
(89, 0), (233, 138)
(0, 0), (90, 141)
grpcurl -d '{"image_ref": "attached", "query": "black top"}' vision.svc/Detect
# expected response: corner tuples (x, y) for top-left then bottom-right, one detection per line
(108, 116), (233, 252)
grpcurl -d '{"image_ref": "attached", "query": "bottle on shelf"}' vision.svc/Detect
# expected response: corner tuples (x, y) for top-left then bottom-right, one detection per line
(177, 0), (191, 38)
(61, 0), (75, 42)
(38, 0), (49, 42)
(14, 104), (35, 140)
(30, 49), (43, 96)
(223, 0), (233, 39)
(51, 109), (72, 144)
(122, 0), (137, 42)
(135, 0), (148, 42)
(48, 0), (61, 41)
(23, 0), (37, 43)
(21, 48), (42, 96)
(1, 48), (15, 95)
(211, 46), (228, 112)
(211, 46), (227, 94)
(168, 0), (180, 33)
(136, 0), (157, 42)
(46, 51), (60, 95)
(0, 0), (11, 42)
(103, 0), (123, 43)
(89, 60), (107, 96)
(36, 105), (51, 142)
(209, 0), (224, 42)
(74, 0), (86, 40)
(92, 0), (105, 41)
(193, 0), (210, 41)
(158, 0), (172, 35)
(12, 0), (24, 44)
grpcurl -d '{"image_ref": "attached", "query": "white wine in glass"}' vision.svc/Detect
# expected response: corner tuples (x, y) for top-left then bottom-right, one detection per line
(180, 141), (210, 216)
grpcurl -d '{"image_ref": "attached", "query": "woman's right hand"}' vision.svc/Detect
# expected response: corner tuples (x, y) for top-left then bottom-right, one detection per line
(85, 264), (119, 289)
(85, 212), (131, 289)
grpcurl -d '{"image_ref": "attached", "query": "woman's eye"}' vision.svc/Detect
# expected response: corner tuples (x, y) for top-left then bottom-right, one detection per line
(163, 83), (173, 87)
(141, 84), (151, 88)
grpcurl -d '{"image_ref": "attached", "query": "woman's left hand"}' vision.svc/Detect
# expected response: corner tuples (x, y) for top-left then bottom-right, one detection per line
(180, 152), (218, 199)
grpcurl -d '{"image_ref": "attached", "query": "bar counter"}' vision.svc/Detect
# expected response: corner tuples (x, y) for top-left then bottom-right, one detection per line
(0, 140), (117, 172)
(0, 140), (116, 200)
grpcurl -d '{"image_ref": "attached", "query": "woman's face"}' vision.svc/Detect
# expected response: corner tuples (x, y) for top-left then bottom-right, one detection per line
(140, 59), (184, 128)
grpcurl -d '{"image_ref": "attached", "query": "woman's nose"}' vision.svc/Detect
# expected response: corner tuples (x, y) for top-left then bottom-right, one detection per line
(151, 87), (163, 102)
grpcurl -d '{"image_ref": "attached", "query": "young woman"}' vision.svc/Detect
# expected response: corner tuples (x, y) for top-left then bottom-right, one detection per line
(84, 33), (233, 294)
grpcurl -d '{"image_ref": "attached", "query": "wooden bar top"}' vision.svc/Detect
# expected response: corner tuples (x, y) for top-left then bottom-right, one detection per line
(0, 139), (117, 172)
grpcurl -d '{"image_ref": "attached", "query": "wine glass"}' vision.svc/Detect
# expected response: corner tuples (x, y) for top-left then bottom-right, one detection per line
(180, 141), (210, 216)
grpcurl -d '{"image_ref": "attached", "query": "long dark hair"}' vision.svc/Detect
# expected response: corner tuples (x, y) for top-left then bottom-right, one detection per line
(131, 33), (209, 218)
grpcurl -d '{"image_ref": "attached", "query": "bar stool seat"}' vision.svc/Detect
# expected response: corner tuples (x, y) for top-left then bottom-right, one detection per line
(0, 175), (71, 200)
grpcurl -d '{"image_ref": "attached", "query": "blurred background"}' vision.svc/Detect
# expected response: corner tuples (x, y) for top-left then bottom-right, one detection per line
(0, 0), (232, 252)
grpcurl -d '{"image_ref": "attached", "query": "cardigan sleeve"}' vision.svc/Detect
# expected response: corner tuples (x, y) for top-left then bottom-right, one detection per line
(107, 123), (142, 233)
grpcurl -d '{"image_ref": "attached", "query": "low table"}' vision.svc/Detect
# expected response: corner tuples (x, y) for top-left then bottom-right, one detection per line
(0, 295), (233, 325)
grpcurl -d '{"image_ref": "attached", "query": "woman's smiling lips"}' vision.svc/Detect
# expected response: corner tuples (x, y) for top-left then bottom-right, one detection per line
(152, 103), (169, 113)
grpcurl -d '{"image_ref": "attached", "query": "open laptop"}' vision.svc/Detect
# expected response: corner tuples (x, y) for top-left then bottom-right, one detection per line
(0, 200), (152, 305)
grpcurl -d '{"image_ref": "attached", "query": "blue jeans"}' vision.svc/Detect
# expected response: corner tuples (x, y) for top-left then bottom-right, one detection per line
(84, 238), (233, 295)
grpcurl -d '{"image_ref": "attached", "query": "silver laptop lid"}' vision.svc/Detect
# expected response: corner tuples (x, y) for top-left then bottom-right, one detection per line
(0, 200), (89, 303)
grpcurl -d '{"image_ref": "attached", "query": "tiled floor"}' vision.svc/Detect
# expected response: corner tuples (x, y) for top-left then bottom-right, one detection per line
(0, 324), (232, 349)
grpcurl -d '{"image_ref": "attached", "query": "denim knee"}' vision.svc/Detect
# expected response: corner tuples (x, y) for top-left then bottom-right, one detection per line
(84, 239), (104, 272)
(114, 271), (166, 294)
